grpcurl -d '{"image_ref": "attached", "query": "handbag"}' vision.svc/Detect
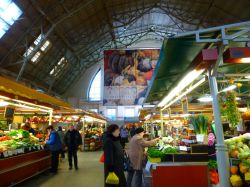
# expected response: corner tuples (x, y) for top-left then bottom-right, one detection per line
(105, 172), (119, 185)
(99, 152), (104, 163)
(124, 152), (133, 172)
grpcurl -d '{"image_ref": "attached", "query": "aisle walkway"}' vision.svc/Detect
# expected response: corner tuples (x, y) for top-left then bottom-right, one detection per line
(17, 151), (104, 187)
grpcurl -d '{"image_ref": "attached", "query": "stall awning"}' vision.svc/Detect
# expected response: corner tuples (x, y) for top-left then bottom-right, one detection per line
(0, 76), (71, 109)
(145, 37), (207, 103)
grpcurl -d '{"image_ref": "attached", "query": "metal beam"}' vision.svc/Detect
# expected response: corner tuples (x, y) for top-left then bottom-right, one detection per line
(101, 1), (117, 48)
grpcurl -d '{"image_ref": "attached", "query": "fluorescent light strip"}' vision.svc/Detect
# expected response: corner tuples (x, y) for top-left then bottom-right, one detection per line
(13, 99), (53, 110)
(240, 57), (250, 63)
(158, 69), (205, 107)
(11, 103), (49, 113)
(220, 85), (237, 93)
(162, 77), (206, 110)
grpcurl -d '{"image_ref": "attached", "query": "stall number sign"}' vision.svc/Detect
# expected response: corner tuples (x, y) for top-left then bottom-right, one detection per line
(230, 158), (241, 166)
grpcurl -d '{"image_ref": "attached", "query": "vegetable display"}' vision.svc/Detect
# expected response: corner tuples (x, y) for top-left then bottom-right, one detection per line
(189, 115), (208, 135)
(0, 130), (41, 158)
(224, 92), (240, 128)
(147, 148), (165, 159)
(9, 129), (30, 139)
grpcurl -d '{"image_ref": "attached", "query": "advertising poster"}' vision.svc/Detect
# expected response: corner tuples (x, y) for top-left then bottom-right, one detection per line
(103, 49), (160, 106)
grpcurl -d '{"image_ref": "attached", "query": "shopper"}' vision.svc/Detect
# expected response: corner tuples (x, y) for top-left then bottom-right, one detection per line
(104, 124), (126, 187)
(57, 126), (65, 158)
(129, 125), (136, 138)
(64, 125), (82, 170)
(46, 125), (62, 173)
(127, 127), (159, 187)
(120, 125), (129, 148)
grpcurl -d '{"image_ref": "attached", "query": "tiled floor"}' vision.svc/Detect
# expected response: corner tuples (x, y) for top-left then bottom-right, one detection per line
(17, 151), (104, 187)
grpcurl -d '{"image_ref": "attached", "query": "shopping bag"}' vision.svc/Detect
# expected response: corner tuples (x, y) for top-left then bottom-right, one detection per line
(105, 172), (119, 185)
(99, 152), (104, 163)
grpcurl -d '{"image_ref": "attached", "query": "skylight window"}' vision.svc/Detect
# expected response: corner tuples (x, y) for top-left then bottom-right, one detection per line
(34, 34), (42, 45)
(0, 0), (22, 39)
(41, 40), (50, 51)
(31, 51), (41, 63)
(23, 33), (51, 63)
(23, 46), (34, 57)
(50, 57), (68, 77)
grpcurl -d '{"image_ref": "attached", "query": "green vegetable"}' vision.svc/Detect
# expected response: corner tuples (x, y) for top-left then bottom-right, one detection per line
(189, 115), (208, 135)
(162, 147), (177, 154)
(208, 160), (218, 170)
(8, 129), (30, 138)
(147, 148), (164, 158)
(224, 92), (240, 128)
(239, 153), (250, 159)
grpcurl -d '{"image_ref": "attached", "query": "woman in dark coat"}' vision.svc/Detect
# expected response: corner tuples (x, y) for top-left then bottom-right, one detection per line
(104, 124), (126, 187)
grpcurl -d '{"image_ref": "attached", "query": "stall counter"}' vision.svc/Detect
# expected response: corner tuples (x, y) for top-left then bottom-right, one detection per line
(0, 150), (51, 187)
(144, 162), (209, 187)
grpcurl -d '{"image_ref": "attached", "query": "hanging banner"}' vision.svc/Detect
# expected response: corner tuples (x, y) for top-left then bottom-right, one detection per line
(103, 49), (160, 106)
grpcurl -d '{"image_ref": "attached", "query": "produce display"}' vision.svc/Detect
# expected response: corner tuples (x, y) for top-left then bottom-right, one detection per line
(224, 134), (250, 186)
(147, 136), (178, 161)
(84, 127), (103, 138)
(0, 129), (42, 158)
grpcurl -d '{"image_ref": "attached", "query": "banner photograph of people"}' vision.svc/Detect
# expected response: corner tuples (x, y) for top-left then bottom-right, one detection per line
(103, 49), (160, 106)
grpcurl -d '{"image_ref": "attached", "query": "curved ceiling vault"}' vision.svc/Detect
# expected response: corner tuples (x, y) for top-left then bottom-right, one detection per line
(0, 0), (249, 97)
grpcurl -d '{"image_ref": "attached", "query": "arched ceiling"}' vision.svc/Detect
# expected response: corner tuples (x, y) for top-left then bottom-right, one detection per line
(0, 0), (249, 97)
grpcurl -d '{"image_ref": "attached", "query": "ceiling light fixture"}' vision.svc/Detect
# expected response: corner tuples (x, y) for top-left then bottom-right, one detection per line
(158, 69), (205, 108)
(240, 57), (250, 63)
(220, 85), (237, 92)
(198, 95), (213, 102)
(162, 77), (206, 110)
(0, 100), (9, 107)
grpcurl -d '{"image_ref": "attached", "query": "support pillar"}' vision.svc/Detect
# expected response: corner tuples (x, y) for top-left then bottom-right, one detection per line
(208, 72), (230, 187)
(160, 110), (164, 137)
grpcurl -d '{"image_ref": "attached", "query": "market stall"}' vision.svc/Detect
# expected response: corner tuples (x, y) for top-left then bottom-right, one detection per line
(52, 110), (107, 151)
(0, 76), (72, 186)
(142, 22), (250, 187)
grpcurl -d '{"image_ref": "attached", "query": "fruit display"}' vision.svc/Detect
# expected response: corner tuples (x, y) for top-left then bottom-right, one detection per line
(242, 110), (250, 120)
(225, 134), (250, 186)
(84, 127), (103, 138)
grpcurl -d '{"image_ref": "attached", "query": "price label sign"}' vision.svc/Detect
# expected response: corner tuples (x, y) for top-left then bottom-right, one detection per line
(7, 151), (13, 156)
(179, 146), (188, 151)
(3, 151), (8, 158)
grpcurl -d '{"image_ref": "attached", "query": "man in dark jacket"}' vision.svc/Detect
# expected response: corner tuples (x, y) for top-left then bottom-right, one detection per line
(64, 125), (82, 170)
(46, 126), (62, 173)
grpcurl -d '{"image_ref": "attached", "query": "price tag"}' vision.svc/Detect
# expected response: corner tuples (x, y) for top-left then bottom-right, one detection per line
(7, 151), (13, 156)
(17, 149), (22, 154)
(13, 150), (17, 155)
(3, 151), (8, 158)
(21, 148), (24, 153)
(28, 147), (31, 152)
(179, 146), (188, 151)
(40, 145), (44, 150)
(37, 146), (41, 150)
(245, 172), (250, 181)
